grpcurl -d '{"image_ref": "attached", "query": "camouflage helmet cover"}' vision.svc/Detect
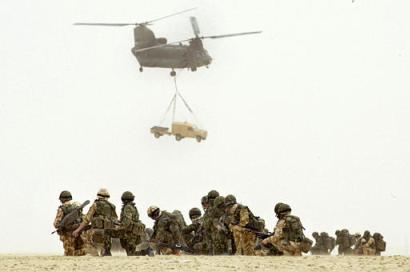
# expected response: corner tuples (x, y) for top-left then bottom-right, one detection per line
(189, 207), (202, 218)
(207, 190), (220, 200)
(97, 188), (110, 198)
(274, 202), (291, 214)
(224, 194), (237, 206)
(59, 190), (72, 200)
(121, 191), (135, 201)
(312, 232), (319, 237)
(214, 196), (225, 208)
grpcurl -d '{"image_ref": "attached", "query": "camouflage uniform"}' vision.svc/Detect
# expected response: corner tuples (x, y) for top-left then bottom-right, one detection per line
(227, 204), (256, 256)
(82, 197), (118, 256)
(118, 201), (145, 256)
(320, 232), (335, 255)
(150, 208), (185, 255)
(54, 200), (85, 256)
(373, 233), (386, 256)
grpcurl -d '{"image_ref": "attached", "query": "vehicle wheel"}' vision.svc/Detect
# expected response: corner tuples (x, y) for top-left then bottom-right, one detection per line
(139, 67), (143, 72)
(154, 132), (160, 138)
(196, 136), (202, 142)
(170, 70), (176, 77)
(175, 134), (182, 141)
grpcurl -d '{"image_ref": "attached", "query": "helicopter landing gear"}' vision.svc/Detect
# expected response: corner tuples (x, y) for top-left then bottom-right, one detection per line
(139, 67), (143, 72)
(191, 67), (197, 72)
(170, 69), (176, 77)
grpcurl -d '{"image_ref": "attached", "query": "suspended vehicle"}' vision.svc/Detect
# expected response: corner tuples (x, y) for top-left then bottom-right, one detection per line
(74, 9), (262, 76)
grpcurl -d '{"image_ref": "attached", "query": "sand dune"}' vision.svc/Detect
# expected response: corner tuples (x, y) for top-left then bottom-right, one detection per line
(1, 255), (409, 272)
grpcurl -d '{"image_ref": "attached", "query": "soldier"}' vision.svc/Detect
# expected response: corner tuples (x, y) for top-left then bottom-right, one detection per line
(225, 194), (257, 256)
(147, 205), (186, 255)
(202, 190), (220, 255)
(183, 208), (206, 254)
(210, 195), (230, 255)
(320, 232), (335, 255)
(335, 229), (354, 255)
(53, 191), (85, 256)
(360, 230), (376, 256)
(117, 191), (146, 256)
(261, 203), (306, 256)
(310, 232), (323, 255)
(73, 188), (118, 256)
(373, 232), (386, 256)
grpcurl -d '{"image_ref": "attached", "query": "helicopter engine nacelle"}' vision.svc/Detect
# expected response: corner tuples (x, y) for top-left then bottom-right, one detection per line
(156, 37), (167, 44)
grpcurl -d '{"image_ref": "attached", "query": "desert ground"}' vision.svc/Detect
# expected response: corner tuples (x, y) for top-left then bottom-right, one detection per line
(1, 255), (409, 272)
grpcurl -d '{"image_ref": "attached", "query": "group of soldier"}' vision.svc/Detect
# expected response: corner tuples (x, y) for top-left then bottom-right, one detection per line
(53, 188), (385, 257)
(310, 229), (386, 256)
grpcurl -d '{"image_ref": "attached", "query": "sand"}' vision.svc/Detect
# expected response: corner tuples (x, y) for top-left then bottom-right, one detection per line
(1, 255), (410, 272)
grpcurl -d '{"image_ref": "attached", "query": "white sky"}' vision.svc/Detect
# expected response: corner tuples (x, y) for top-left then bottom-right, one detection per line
(0, 0), (409, 255)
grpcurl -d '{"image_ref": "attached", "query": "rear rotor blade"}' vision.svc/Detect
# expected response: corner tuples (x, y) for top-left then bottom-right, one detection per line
(190, 16), (200, 37)
(202, 31), (262, 39)
(133, 39), (192, 53)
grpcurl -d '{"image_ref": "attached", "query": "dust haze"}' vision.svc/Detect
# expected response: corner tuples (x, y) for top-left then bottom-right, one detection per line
(0, 0), (409, 255)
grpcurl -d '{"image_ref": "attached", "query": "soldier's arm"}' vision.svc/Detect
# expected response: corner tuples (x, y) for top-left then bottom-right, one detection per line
(53, 207), (64, 229)
(239, 208), (250, 227)
(182, 223), (197, 234)
(262, 219), (285, 245)
(112, 204), (118, 220)
(72, 203), (96, 237)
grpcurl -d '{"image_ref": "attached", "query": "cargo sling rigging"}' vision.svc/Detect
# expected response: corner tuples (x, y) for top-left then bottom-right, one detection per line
(159, 76), (201, 126)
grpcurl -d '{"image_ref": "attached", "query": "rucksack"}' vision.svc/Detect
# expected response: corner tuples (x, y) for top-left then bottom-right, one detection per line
(283, 215), (305, 242)
(375, 239), (386, 252)
(233, 205), (264, 231)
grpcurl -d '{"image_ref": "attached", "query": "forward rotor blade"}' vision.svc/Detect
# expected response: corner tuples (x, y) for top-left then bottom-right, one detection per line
(202, 31), (262, 39)
(144, 8), (197, 24)
(133, 39), (192, 53)
(74, 8), (196, 27)
(73, 23), (137, 27)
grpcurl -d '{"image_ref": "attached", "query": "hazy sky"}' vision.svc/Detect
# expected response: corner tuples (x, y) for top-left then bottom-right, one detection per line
(1, 0), (409, 255)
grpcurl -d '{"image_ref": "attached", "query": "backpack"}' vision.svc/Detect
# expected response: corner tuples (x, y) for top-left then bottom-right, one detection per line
(375, 239), (386, 252)
(283, 215), (305, 242)
(233, 205), (264, 231)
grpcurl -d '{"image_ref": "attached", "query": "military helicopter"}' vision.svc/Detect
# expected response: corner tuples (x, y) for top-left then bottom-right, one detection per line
(75, 9), (261, 76)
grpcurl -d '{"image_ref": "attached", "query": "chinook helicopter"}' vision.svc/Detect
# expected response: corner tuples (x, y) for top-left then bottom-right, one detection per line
(75, 9), (261, 76)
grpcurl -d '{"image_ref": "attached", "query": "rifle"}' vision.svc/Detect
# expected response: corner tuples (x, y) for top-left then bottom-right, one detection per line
(242, 227), (274, 239)
(52, 200), (90, 234)
(150, 240), (194, 254)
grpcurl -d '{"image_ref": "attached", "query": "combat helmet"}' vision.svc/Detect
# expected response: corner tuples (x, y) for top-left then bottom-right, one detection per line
(312, 232), (319, 237)
(224, 194), (237, 207)
(207, 190), (220, 200)
(121, 191), (135, 202)
(97, 188), (110, 198)
(321, 232), (329, 237)
(59, 190), (72, 201)
(201, 196), (208, 205)
(147, 205), (160, 218)
(274, 202), (291, 214)
(214, 196), (225, 208)
(189, 207), (202, 218)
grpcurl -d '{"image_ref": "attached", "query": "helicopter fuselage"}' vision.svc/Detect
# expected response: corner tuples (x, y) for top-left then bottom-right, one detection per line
(130, 25), (212, 71)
